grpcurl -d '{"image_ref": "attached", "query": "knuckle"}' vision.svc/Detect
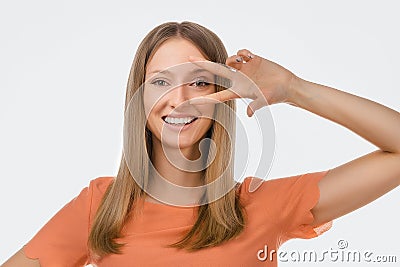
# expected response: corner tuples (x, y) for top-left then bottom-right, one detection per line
(237, 48), (249, 55)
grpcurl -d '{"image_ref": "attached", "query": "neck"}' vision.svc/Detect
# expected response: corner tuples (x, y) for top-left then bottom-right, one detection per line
(145, 138), (208, 205)
(150, 138), (206, 187)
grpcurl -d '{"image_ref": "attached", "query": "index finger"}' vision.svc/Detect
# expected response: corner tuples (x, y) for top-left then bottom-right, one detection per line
(189, 89), (241, 105)
(188, 56), (236, 79)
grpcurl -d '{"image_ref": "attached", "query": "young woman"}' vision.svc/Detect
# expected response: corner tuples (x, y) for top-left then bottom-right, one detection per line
(2, 21), (399, 267)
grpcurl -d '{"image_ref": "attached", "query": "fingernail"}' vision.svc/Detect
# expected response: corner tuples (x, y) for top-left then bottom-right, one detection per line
(235, 56), (243, 63)
(228, 66), (237, 72)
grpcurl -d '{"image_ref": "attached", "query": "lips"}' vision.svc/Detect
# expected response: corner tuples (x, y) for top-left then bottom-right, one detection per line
(162, 113), (199, 118)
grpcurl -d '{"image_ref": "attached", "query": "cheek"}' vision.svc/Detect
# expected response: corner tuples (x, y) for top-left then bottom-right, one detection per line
(143, 89), (151, 116)
(199, 84), (216, 96)
(143, 88), (164, 118)
(198, 104), (216, 122)
(196, 86), (217, 118)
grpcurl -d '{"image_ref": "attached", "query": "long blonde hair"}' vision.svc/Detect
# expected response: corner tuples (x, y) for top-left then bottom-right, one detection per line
(88, 21), (246, 256)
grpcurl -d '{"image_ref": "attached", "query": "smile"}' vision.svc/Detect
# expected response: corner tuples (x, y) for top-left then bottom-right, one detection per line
(162, 116), (198, 125)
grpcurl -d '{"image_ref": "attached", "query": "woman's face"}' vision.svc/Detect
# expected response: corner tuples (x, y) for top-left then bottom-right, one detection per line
(143, 38), (216, 150)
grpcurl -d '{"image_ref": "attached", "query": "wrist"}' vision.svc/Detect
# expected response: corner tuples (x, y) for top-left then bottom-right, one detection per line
(284, 74), (303, 106)
(284, 75), (308, 107)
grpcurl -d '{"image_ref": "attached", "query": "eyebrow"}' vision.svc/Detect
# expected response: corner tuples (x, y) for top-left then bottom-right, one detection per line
(147, 68), (212, 76)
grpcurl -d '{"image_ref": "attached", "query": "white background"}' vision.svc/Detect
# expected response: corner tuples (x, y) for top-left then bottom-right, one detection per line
(1, 0), (399, 266)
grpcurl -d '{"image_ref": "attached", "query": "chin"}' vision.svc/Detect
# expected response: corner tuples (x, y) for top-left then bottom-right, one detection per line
(161, 137), (200, 150)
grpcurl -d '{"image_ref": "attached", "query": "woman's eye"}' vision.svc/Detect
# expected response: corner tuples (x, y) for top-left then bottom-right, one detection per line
(190, 80), (211, 88)
(151, 79), (169, 86)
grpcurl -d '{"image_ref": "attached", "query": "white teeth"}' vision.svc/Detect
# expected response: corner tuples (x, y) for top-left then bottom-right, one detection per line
(164, 116), (196, 124)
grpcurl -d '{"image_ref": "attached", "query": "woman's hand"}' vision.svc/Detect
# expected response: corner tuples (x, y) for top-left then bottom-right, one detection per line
(190, 47), (400, 228)
(188, 49), (299, 116)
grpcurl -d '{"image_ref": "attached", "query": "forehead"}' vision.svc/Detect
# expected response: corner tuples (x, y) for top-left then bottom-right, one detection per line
(146, 38), (206, 74)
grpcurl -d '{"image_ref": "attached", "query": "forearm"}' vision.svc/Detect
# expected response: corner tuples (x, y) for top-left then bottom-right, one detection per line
(287, 77), (400, 153)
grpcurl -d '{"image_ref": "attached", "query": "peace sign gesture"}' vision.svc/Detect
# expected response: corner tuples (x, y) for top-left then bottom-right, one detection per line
(189, 49), (299, 116)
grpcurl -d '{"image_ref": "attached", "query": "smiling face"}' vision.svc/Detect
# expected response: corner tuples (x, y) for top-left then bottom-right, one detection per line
(143, 38), (216, 151)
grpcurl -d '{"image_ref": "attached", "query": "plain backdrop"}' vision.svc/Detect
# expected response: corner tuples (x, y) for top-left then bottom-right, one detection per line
(1, 0), (399, 266)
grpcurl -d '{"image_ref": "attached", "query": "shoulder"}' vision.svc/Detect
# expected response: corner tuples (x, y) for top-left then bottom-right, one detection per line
(236, 174), (300, 195)
(22, 176), (115, 264)
(236, 171), (329, 203)
(88, 176), (115, 195)
(86, 176), (115, 209)
(72, 176), (114, 225)
(54, 176), (114, 214)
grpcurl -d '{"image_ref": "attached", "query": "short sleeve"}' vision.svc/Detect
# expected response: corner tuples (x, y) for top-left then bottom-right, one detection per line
(279, 170), (333, 240)
(23, 177), (113, 267)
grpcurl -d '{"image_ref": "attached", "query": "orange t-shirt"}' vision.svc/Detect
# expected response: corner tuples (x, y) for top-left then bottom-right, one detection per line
(23, 170), (332, 267)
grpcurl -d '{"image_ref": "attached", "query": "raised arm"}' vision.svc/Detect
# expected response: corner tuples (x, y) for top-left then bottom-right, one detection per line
(287, 76), (400, 226)
(189, 49), (400, 227)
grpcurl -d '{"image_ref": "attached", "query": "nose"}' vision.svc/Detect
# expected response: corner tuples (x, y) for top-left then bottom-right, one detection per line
(168, 84), (190, 110)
